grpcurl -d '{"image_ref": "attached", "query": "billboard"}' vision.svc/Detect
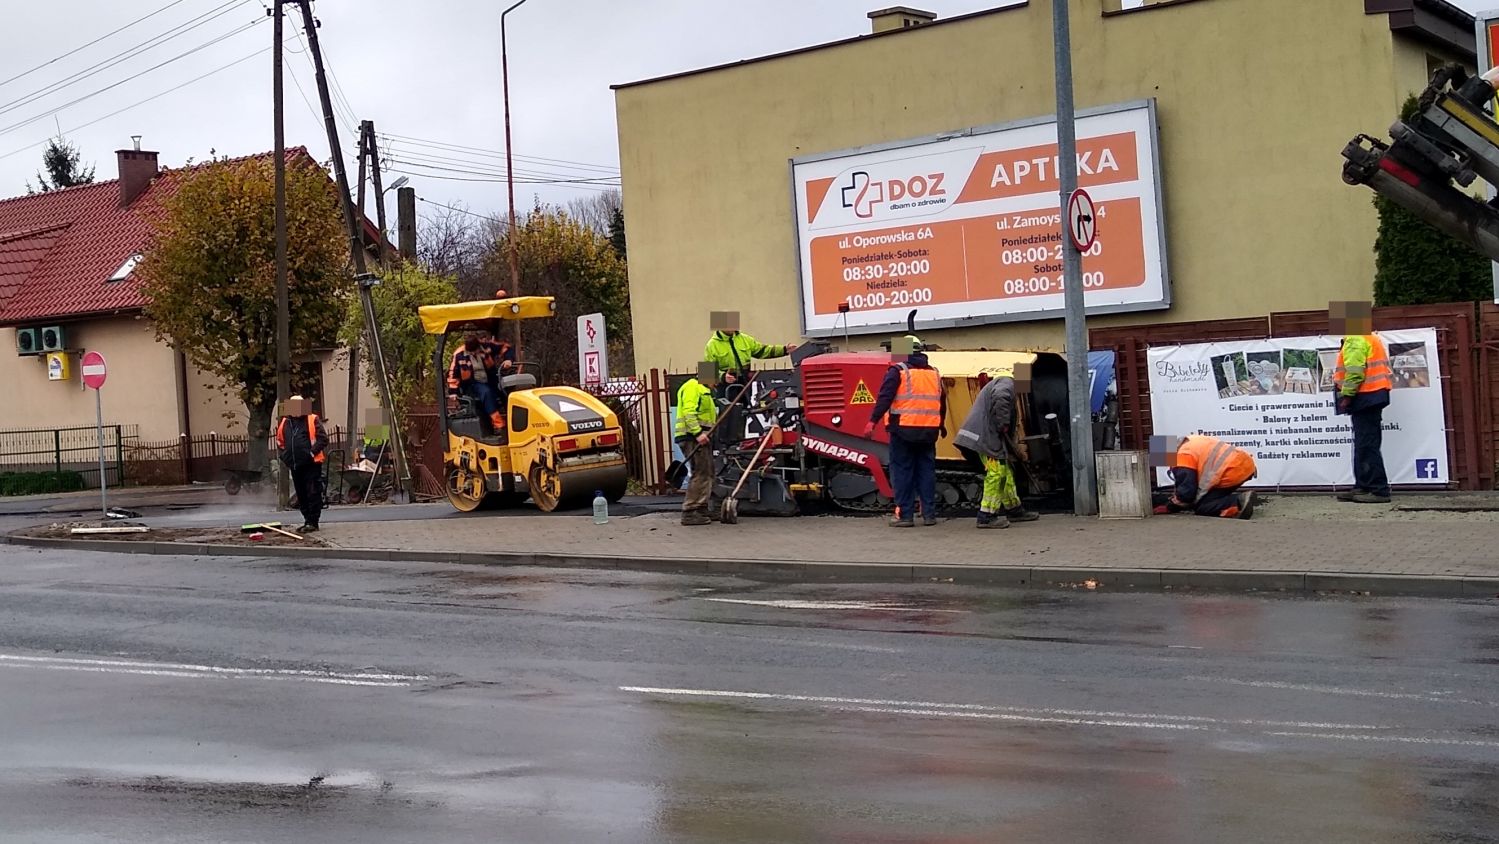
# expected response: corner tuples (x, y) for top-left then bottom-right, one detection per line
(791, 100), (1169, 337)
(1147, 329), (1447, 487)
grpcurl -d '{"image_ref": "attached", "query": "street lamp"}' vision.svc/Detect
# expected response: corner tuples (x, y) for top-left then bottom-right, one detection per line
(383, 175), (409, 195)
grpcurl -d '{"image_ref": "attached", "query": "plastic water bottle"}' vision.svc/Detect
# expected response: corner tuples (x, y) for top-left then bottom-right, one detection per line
(592, 490), (609, 525)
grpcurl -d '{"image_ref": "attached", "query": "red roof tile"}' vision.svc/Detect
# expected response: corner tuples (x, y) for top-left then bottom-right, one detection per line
(0, 147), (315, 326)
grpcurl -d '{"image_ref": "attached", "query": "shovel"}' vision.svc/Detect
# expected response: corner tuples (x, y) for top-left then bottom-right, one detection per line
(664, 372), (759, 487)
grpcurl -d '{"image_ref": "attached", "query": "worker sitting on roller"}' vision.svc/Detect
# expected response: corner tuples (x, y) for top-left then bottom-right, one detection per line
(1151, 434), (1257, 519)
(705, 310), (796, 398)
(954, 364), (1040, 529)
(478, 327), (516, 375)
(451, 333), (505, 434)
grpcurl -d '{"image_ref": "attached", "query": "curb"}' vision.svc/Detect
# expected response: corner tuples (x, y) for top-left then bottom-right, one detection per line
(4, 534), (1497, 599)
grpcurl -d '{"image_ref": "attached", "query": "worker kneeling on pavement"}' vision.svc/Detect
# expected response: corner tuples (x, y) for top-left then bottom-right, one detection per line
(954, 365), (1040, 529)
(1151, 434), (1257, 519)
(677, 362), (719, 526)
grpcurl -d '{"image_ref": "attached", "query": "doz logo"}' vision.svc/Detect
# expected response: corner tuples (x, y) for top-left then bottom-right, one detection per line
(840, 169), (947, 219)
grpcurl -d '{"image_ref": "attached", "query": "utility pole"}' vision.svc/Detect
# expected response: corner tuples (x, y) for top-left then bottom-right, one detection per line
(502, 0), (531, 354)
(346, 122), (369, 450)
(294, 0), (412, 501)
(367, 123), (391, 270)
(272, 0), (291, 509)
(1053, 0), (1098, 516)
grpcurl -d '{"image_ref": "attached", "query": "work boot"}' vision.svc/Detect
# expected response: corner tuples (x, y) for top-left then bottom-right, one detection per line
(1351, 491), (1392, 504)
(680, 511), (712, 526)
(298, 523), (319, 534)
(1236, 491), (1256, 520)
(1336, 489), (1361, 502)
(889, 516), (915, 528)
(923, 514), (938, 526)
(1003, 505), (1040, 523)
(976, 512), (1011, 529)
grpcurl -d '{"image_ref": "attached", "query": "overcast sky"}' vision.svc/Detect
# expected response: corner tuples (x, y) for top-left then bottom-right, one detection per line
(0, 0), (1492, 225)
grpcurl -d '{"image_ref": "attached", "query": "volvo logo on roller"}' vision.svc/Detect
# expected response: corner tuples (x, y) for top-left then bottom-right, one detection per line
(801, 434), (871, 466)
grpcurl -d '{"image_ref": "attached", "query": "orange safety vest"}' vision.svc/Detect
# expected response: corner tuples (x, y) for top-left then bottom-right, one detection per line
(1174, 435), (1255, 497)
(276, 414), (326, 464)
(1333, 335), (1393, 394)
(890, 363), (943, 428)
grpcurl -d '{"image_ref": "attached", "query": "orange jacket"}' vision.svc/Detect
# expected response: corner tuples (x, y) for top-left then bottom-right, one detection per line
(1172, 435), (1255, 502)
(276, 414), (327, 465)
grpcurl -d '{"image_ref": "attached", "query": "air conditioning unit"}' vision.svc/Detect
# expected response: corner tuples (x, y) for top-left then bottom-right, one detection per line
(15, 328), (40, 356)
(39, 325), (65, 352)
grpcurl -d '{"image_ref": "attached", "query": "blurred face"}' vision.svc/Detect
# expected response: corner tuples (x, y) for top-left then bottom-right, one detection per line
(1330, 300), (1373, 335)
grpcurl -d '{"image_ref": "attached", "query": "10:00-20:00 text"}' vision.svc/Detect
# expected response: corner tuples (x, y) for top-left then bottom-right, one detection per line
(845, 289), (935, 310)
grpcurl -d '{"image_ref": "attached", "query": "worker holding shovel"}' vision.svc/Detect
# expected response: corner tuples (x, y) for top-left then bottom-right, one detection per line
(676, 362), (720, 526)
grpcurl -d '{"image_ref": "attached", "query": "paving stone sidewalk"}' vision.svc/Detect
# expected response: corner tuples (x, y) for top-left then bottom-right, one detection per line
(317, 495), (1499, 581)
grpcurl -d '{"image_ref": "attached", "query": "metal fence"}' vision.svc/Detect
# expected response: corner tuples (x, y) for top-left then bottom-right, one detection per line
(0, 424), (132, 490)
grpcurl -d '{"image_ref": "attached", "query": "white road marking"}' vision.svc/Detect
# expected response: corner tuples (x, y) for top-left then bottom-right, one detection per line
(1266, 731), (1499, 749)
(617, 687), (1389, 731)
(1184, 676), (1492, 706)
(701, 598), (966, 613)
(0, 654), (425, 688)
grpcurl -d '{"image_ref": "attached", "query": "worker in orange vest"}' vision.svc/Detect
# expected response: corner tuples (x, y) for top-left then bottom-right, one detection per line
(1331, 301), (1393, 504)
(1152, 434), (1257, 519)
(276, 395), (328, 533)
(450, 334), (506, 434)
(864, 335), (946, 527)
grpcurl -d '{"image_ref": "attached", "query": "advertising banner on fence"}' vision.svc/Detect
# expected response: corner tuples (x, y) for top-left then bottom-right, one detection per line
(792, 100), (1169, 337)
(1147, 329), (1447, 487)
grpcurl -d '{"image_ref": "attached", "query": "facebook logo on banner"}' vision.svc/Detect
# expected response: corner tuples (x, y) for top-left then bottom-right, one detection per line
(1415, 459), (1440, 480)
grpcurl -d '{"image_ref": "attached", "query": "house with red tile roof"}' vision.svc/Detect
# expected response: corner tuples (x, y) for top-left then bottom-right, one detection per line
(0, 144), (382, 450)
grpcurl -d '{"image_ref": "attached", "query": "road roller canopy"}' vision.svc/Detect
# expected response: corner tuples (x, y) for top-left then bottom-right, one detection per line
(419, 296), (557, 335)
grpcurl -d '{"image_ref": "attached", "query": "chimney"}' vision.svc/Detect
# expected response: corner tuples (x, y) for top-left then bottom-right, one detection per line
(868, 6), (936, 34)
(116, 142), (159, 208)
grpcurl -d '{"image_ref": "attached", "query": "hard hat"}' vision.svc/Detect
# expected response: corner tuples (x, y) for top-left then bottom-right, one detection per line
(289, 394), (305, 402)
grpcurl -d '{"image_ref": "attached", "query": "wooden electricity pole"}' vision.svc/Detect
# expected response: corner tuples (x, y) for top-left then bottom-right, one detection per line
(271, 0), (291, 509)
(293, 0), (411, 500)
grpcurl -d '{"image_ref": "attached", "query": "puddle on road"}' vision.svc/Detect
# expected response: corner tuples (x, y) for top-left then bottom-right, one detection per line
(61, 771), (439, 813)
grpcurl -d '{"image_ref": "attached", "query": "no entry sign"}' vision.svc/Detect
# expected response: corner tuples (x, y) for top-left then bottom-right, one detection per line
(81, 351), (107, 390)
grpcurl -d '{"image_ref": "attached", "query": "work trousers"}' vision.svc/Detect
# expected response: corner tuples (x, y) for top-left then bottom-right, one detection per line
(889, 434), (937, 520)
(464, 381), (500, 417)
(979, 456), (1021, 514)
(1152, 485), (1242, 518)
(1350, 407), (1390, 497)
(291, 461), (324, 527)
(681, 437), (715, 513)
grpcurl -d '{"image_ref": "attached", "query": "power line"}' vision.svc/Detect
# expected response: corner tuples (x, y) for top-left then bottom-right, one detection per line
(0, 0), (195, 90)
(0, 45), (271, 163)
(416, 196), (507, 226)
(381, 142), (618, 183)
(0, 16), (267, 139)
(384, 157), (620, 185)
(379, 130), (620, 174)
(0, 0), (254, 119)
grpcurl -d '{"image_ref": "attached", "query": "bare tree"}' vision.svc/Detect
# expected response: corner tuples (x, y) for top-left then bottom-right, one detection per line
(416, 202), (492, 298)
(565, 189), (622, 235)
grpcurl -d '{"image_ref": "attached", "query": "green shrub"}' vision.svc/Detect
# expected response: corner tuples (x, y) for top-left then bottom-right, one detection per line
(0, 471), (87, 496)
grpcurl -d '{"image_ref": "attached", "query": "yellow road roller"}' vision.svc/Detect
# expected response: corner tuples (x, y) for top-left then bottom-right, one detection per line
(419, 296), (629, 512)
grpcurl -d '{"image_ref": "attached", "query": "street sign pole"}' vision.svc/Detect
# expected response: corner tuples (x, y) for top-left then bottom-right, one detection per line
(81, 351), (109, 518)
(1052, 0), (1098, 516)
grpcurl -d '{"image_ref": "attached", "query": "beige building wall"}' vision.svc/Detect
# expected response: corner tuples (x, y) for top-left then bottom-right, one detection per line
(615, 0), (1464, 369)
(2, 318), (383, 452)
(0, 318), (179, 442)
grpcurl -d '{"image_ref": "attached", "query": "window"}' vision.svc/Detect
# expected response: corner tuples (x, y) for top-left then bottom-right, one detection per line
(108, 253), (143, 283)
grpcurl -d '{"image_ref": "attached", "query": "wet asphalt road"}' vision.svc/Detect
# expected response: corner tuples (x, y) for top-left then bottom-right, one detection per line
(0, 542), (1496, 843)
